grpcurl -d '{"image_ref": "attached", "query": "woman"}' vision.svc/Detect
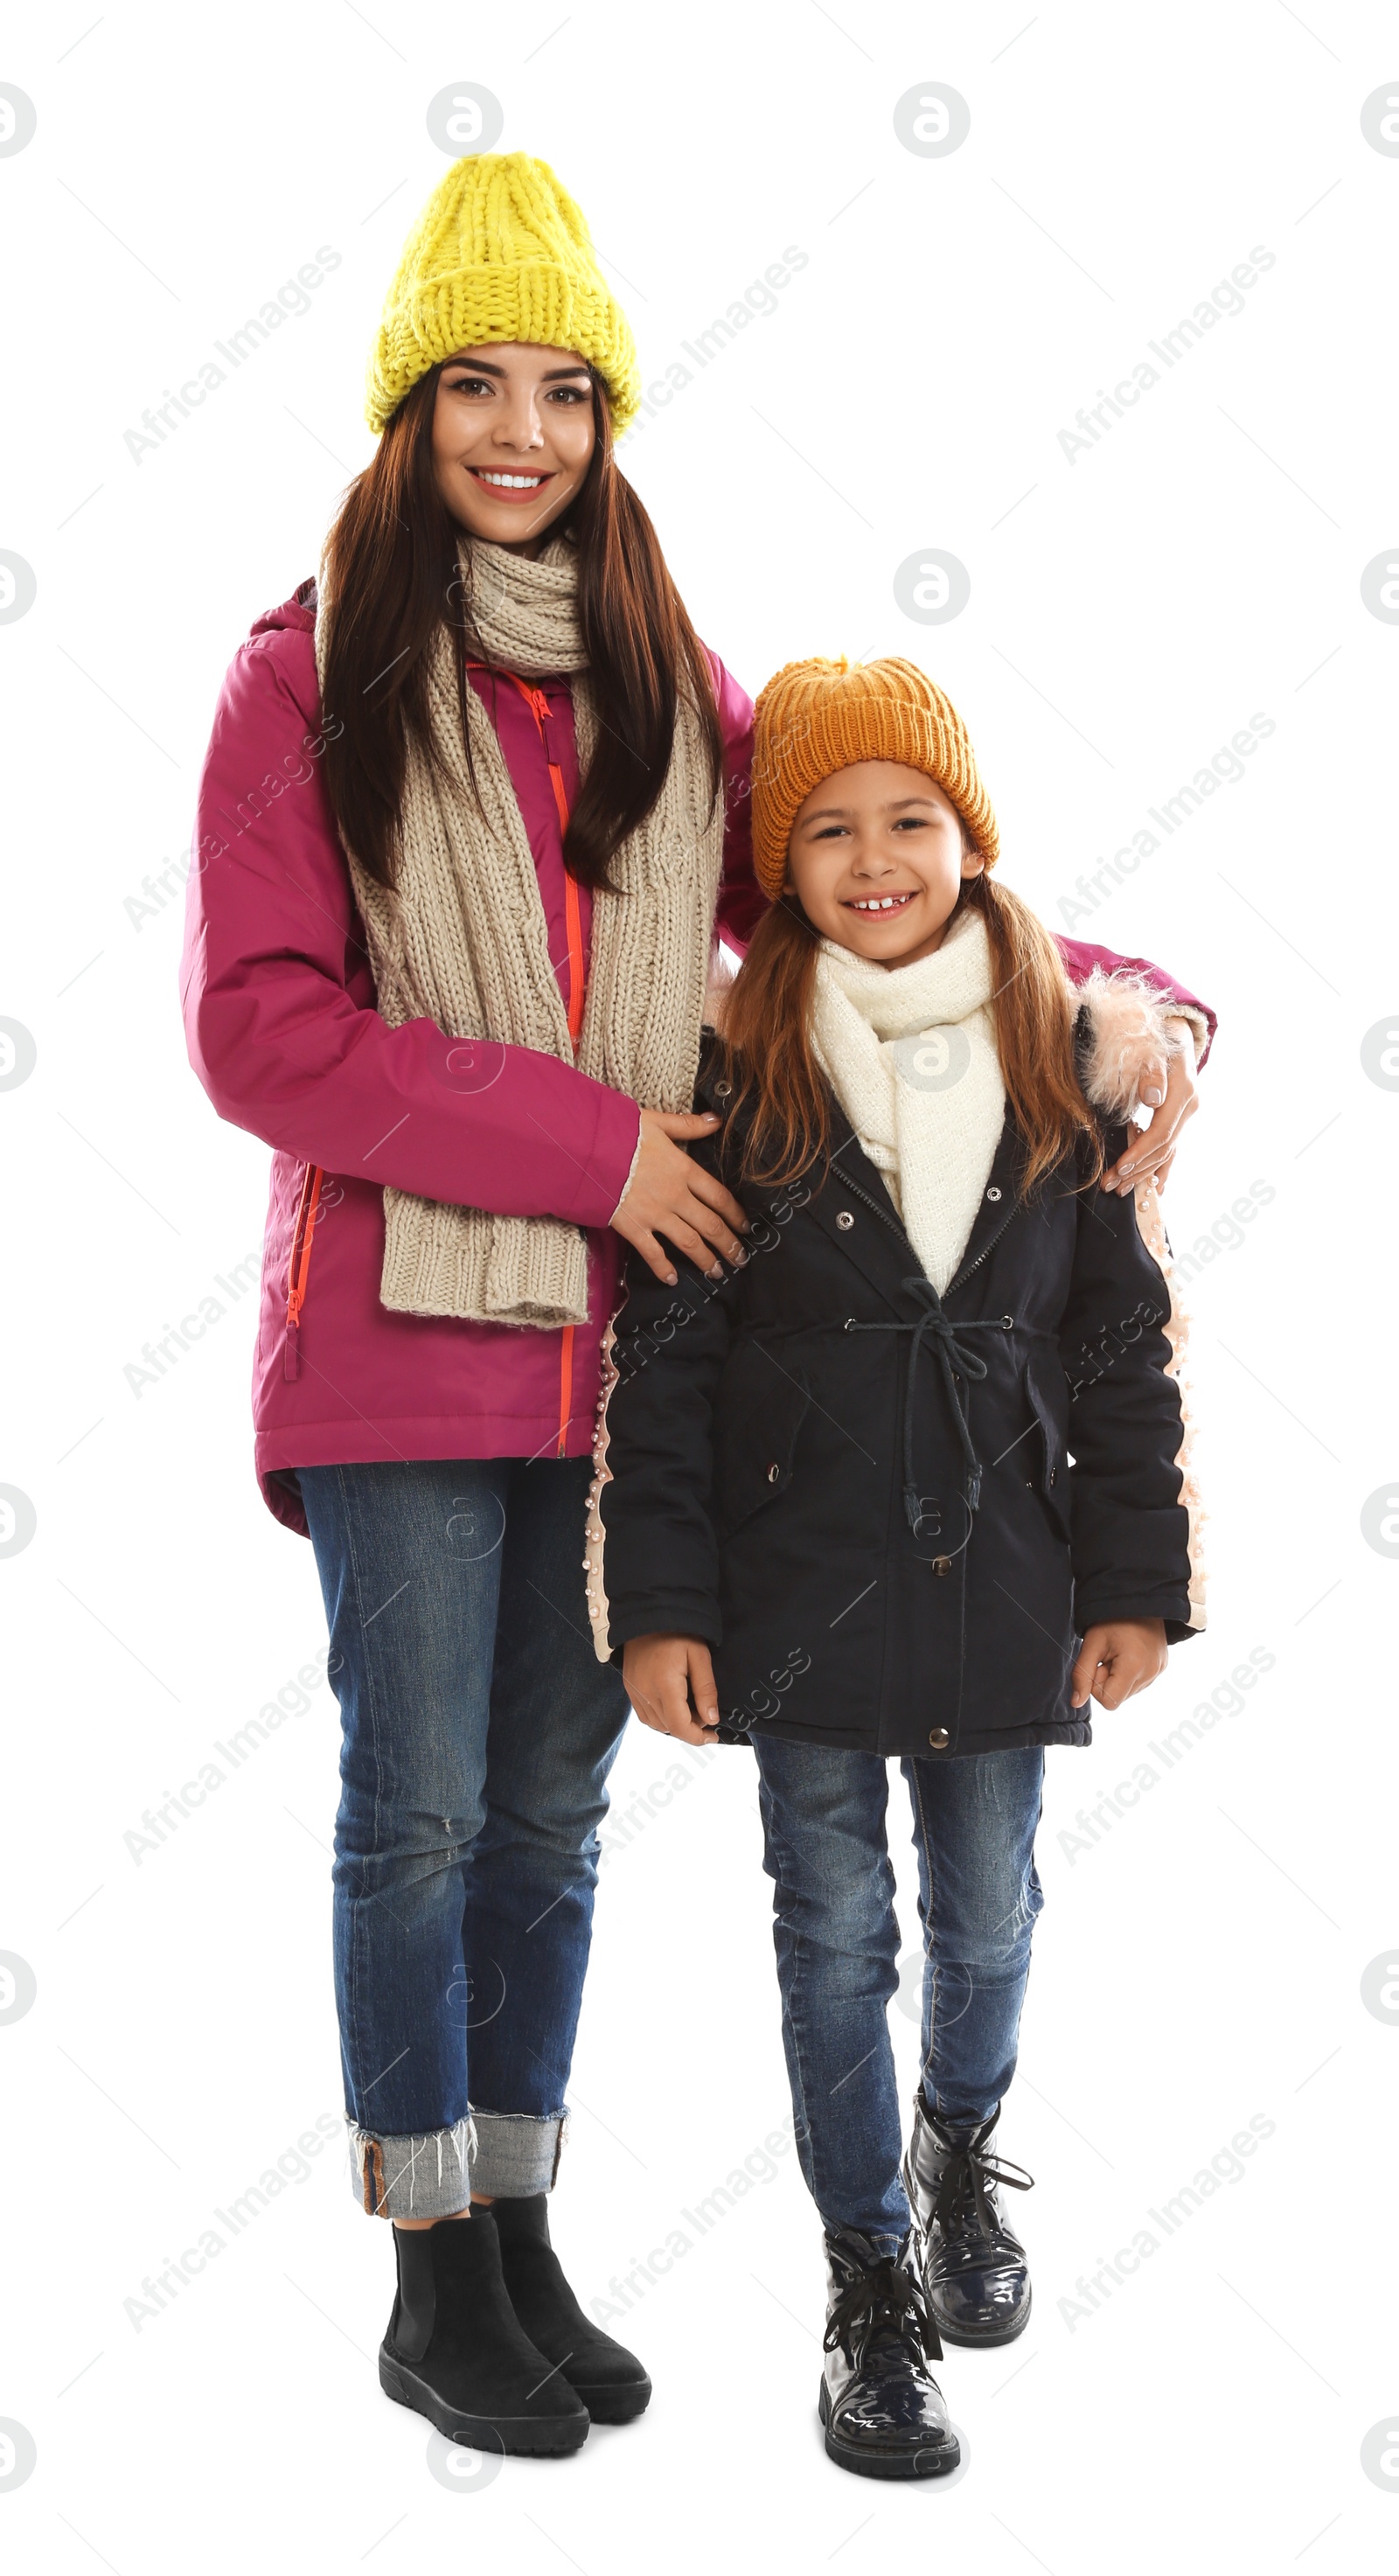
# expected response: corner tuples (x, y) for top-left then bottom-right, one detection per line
(181, 151), (1214, 2459)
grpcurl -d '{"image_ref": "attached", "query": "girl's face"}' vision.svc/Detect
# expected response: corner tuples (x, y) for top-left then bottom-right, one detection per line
(431, 341), (597, 555)
(785, 760), (984, 967)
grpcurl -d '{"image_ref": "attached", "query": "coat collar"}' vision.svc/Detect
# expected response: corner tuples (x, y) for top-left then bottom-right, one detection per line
(696, 1035), (1056, 1313)
(944, 1113), (1030, 1298)
(813, 1097), (1031, 1312)
(698, 1036), (1021, 1317)
(807, 1113), (922, 1315)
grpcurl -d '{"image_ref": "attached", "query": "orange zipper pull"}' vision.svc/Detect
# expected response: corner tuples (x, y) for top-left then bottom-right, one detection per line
(284, 1163), (324, 1380)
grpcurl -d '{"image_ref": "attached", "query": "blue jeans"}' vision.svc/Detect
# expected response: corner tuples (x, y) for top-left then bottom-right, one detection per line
(299, 1458), (629, 2219)
(754, 1739), (1045, 2249)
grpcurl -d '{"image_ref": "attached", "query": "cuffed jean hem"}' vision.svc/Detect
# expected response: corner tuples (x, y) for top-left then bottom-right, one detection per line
(470, 2107), (569, 2199)
(347, 2110), (568, 2216)
(348, 2116), (476, 2221)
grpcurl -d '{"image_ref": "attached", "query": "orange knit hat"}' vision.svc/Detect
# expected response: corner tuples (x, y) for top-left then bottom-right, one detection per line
(750, 657), (999, 899)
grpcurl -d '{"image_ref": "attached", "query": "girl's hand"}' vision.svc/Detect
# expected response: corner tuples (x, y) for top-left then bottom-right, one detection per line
(1101, 1016), (1199, 1196)
(1070, 1619), (1168, 1710)
(623, 1633), (720, 1743)
(611, 1110), (750, 1286)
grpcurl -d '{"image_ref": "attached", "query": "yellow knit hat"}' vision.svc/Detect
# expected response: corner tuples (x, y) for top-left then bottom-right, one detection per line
(750, 657), (999, 899)
(365, 152), (640, 435)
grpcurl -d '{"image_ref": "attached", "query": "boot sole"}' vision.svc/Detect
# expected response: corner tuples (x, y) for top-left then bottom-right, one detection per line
(935, 2288), (1033, 2350)
(379, 2349), (589, 2454)
(818, 2380), (960, 2481)
(571, 2376), (652, 2424)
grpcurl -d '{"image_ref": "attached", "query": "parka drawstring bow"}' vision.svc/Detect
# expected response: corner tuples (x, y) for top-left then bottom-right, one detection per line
(846, 1281), (1009, 1534)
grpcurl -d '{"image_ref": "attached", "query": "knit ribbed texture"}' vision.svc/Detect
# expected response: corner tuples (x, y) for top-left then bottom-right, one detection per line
(365, 152), (640, 434)
(314, 533), (724, 1327)
(750, 657), (999, 899)
(811, 908), (1006, 1293)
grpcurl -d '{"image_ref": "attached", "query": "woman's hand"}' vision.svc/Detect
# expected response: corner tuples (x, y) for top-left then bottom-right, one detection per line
(1101, 1016), (1199, 1195)
(623, 1633), (720, 1743)
(1070, 1619), (1168, 1710)
(610, 1109), (749, 1286)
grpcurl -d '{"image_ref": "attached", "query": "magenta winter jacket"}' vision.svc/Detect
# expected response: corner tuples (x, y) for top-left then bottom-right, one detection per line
(182, 588), (1216, 1535)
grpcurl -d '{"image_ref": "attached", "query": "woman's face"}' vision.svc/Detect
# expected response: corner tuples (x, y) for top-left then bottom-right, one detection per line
(785, 761), (984, 968)
(431, 341), (597, 553)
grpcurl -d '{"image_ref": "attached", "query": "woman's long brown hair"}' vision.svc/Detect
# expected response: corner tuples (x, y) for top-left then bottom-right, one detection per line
(719, 868), (1104, 1196)
(318, 366), (722, 891)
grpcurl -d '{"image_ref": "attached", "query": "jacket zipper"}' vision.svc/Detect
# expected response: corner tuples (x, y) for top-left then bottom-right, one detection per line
(516, 679), (585, 1046)
(283, 1160), (324, 1381)
(831, 1161), (917, 1252)
(831, 1147), (1023, 1302)
(467, 660), (587, 1454)
(284, 681), (587, 1410)
(467, 664), (585, 1045)
(947, 1200), (1020, 1297)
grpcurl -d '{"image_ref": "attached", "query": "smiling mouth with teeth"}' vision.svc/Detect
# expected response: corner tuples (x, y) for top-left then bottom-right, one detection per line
(470, 469), (552, 496)
(846, 891), (917, 913)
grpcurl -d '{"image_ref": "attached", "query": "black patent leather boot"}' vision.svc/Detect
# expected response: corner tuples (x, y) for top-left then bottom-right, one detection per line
(491, 2193), (651, 2424)
(818, 2227), (959, 2481)
(903, 2101), (1034, 2348)
(379, 2210), (589, 2454)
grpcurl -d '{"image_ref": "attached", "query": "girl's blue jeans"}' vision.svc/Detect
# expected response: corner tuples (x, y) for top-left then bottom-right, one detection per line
(299, 1458), (629, 2220)
(753, 1737), (1046, 2250)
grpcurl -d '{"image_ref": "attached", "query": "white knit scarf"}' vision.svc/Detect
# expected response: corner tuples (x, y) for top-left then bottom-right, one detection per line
(811, 906), (1006, 1292)
(314, 532), (725, 1327)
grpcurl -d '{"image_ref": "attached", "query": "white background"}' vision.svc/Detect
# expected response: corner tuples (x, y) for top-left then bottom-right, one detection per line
(3, 2), (1396, 2568)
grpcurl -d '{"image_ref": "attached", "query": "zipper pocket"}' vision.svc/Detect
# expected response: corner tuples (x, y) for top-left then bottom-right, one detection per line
(283, 1161), (324, 1381)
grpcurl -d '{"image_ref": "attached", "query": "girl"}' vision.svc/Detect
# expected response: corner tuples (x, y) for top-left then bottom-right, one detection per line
(593, 657), (1205, 2480)
(183, 148), (1210, 2461)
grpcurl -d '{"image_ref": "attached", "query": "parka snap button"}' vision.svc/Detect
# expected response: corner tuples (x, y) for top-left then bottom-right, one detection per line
(932, 1556), (951, 1577)
(714, 1080), (732, 1098)
(986, 1187), (1002, 1202)
(928, 1727), (950, 1751)
(836, 1210), (854, 1230)
(767, 1463), (781, 1483)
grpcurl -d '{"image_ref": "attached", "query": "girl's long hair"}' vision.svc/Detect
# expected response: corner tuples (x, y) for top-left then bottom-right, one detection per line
(318, 366), (722, 891)
(719, 868), (1104, 1195)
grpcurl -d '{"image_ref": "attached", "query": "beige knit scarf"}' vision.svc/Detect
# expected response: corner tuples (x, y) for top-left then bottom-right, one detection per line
(314, 533), (725, 1327)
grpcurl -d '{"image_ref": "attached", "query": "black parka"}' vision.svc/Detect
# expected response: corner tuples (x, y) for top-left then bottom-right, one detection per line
(594, 1030), (1201, 1759)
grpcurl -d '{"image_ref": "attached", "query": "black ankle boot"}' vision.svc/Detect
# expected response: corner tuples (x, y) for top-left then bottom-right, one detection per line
(490, 2194), (651, 2424)
(379, 2211), (589, 2454)
(818, 2226), (959, 2481)
(902, 2101), (1034, 2348)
